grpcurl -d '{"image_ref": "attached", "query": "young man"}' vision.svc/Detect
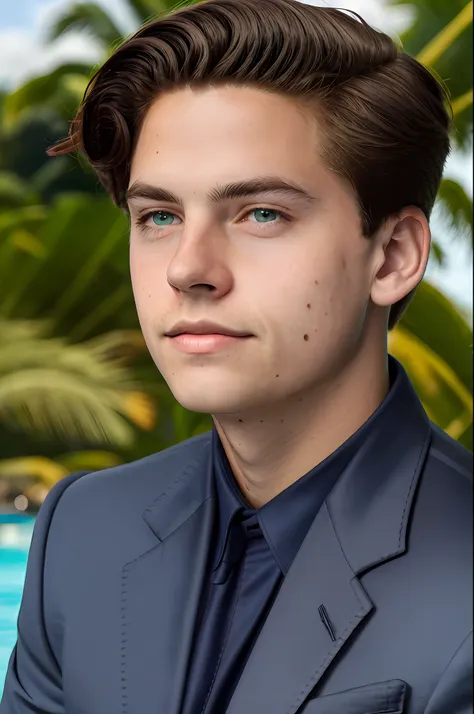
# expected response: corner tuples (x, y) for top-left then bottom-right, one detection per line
(1, 0), (472, 712)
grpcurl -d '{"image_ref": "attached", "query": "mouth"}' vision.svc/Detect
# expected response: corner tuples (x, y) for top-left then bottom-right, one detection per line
(165, 328), (253, 355)
(165, 321), (253, 339)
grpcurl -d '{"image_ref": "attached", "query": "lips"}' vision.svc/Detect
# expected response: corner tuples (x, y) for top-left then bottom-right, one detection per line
(165, 320), (252, 338)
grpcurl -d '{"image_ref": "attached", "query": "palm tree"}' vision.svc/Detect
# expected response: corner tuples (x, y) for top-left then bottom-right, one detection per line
(389, 0), (473, 266)
(389, 0), (472, 150)
(387, 0), (473, 449)
(0, 316), (157, 500)
(2, 0), (197, 127)
(0, 0), (470, 504)
(2, 0), (472, 252)
(0, 1), (199, 206)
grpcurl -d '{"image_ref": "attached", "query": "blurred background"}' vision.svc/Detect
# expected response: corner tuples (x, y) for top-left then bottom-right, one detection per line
(0, 0), (472, 692)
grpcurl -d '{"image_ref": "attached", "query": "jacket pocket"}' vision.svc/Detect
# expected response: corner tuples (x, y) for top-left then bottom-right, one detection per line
(300, 678), (407, 714)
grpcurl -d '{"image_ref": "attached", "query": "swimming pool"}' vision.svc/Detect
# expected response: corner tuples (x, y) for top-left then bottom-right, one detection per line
(0, 514), (35, 697)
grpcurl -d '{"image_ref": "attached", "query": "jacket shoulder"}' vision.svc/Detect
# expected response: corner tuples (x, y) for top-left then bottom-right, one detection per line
(49, 431), (213, 512)
(414, 423), (473, 562)
(428, 421), (472, 484)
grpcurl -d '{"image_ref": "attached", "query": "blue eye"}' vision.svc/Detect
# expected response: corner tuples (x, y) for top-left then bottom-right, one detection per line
(250, 208), (281, 223)
(151, 211), (176, 226)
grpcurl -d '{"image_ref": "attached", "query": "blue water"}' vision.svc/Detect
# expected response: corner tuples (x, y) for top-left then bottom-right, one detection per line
(0, 515), (35, 697)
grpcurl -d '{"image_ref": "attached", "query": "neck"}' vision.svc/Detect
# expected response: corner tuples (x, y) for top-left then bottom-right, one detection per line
(213, 344), (390, 509)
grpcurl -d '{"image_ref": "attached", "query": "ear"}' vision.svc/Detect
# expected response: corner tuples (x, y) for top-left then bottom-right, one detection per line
(370, 207), (430, 309)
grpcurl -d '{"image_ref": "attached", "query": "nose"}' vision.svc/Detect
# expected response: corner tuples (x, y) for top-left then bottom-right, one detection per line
(166, 226), (233, 299)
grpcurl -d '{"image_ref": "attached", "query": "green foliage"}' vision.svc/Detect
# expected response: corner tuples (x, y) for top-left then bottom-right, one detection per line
(389, 0), (473, 148)
(3, 63), (94, 128)
(46, 3), (125, 48)
(436, 177), (473, 246)
(0, 318), (156, 447)
(391, 282), (473, 449)
(0, 0), (472, 496)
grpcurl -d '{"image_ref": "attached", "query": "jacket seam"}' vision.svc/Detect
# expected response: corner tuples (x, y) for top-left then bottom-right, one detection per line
(430, 448), (472, 481)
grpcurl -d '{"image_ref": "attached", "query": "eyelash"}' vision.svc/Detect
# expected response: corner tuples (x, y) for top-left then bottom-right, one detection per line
(134, 207), (290, 236)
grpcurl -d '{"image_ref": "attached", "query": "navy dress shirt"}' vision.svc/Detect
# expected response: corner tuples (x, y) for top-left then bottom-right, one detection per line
(182, 358), (400, 714)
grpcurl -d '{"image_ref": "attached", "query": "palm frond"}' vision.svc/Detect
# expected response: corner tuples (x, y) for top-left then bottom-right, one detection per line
(46, 2), (124, 49)
(0, 319), (157, 446)
(0, 450), (122, 490)
(0, 457), (68, 487)
(452, 89), (473, 117)
(416, 1), (473, 67)
(435, 178), (473, 247)
(430, 239), (446, 266)
(0, 172), (37, 208)
(3, 64), (93, 127)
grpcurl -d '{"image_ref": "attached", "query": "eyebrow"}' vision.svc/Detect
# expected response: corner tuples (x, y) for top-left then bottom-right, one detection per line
(126, 177), (316, 208)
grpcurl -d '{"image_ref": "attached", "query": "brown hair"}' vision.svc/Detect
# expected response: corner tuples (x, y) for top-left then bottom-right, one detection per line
(47, 0), (452, 329)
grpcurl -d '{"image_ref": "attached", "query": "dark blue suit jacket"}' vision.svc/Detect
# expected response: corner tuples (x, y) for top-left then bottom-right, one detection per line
(1, 368), (472, 713)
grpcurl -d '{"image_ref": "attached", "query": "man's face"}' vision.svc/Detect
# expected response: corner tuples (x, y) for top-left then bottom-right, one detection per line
(128, 85), (379, 415)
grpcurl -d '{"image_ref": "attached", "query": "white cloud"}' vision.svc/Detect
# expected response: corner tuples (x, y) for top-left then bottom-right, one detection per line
(0, 29), (101, 89)
(0, 0), (136, 90)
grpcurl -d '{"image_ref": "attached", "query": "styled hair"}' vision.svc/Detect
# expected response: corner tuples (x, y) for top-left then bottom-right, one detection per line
(47, 0), (452, 329)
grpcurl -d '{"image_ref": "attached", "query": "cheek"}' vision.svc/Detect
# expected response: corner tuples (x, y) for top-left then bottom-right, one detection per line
(130, 245), (163, 299)
(270, 259), (364, 351)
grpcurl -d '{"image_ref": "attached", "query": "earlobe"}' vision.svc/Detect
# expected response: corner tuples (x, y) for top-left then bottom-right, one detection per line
(370, 208), (430, 308)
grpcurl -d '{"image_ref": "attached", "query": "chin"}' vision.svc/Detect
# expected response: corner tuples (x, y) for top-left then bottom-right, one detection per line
(168, 376), (256, 416)
(170, 390), (242, 416)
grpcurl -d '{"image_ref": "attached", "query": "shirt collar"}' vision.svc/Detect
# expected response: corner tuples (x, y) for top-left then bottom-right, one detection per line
(212, 355), (403, 575)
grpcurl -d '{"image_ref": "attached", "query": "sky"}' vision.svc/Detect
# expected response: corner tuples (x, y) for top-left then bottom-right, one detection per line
(0, 0), (472, 316)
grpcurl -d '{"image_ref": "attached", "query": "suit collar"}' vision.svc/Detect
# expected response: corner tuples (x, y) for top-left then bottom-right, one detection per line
(226, 359), (432, 714)
(142, 356), (432, 577)
(326, 356), (432, 575)
(142, 435), (214, 542)
(132, 357), (432, 714)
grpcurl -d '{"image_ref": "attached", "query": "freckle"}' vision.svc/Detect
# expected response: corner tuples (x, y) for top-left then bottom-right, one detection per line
(280, 419), (284, 423)
(324, 312), (328, 316)
(298, 397), (303, 402)
(238, 419), (243, 423)
(303, 334), (309, 341)
(275, 374), (280, 378)
(260, 420), (264, 423)
(306, 303), (311, 309)
(314, 280), (319, 285)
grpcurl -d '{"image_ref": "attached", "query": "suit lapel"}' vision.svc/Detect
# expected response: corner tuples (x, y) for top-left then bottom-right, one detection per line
(119, 436), (216, 714)
(227, 502), (374, 714)
(118, 360), (432, 714)
(228, 362), (432, 714)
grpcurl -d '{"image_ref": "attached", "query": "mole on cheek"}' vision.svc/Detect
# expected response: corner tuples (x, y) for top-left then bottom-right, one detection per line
(314, 280), (319, 285)
(303, 334), (309, 341)
(306, 303), (311, 309)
